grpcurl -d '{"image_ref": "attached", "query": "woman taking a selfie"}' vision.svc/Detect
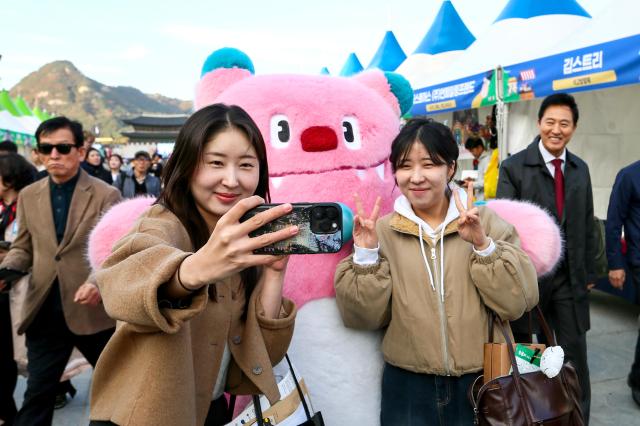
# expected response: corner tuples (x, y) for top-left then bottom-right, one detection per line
(89, 104), (298, 426)
(334, 119), (539, 425)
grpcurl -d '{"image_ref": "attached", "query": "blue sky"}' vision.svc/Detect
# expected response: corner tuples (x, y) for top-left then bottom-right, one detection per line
(1, 0), (607, 101)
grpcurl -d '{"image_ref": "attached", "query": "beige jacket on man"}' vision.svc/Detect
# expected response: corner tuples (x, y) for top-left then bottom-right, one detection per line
(335, 198), (538, 376)
(1, 170), (121, 335)
(90, 205), (296, 426)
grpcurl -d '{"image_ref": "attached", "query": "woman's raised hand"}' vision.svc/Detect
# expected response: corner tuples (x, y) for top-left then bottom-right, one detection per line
(452, 184), (490, 250)
(180, 196), (298, 289)
(353, 194), (381, 249)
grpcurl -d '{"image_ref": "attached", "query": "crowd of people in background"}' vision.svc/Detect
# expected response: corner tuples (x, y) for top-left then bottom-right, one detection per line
(0, 137), (165, 198)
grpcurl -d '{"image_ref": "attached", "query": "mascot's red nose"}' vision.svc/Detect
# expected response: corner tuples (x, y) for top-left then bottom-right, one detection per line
(301, 126), (338, 152)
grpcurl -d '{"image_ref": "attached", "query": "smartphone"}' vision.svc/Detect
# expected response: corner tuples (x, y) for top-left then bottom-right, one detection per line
(240, 203), (343, 255)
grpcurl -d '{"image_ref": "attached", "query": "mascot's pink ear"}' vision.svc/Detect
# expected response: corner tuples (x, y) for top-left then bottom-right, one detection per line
(486, 199), (563, 277)
(87, 197), (156, 270)
(194, 47), (254, 110)
(353, 70), (413, 117)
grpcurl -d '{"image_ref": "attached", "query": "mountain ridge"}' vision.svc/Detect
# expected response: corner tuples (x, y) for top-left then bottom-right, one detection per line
(9, 60), (193, 137)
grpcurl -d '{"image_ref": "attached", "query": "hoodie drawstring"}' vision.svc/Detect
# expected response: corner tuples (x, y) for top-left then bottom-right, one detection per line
(418, 225), (436, 293)
(418, 223), (447, 302)
(439, 225), (445, 303)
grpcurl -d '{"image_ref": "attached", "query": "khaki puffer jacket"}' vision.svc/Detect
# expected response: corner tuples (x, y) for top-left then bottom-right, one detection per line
(335, 204), (538, 376)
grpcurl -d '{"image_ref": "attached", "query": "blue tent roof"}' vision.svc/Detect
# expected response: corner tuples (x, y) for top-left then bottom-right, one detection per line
(495, 0), (591, 22)
(367, 31), (407, 72)
(339, 53), (364, 76)
(413, 0), (475, 55)
(320, 67), (331, 75)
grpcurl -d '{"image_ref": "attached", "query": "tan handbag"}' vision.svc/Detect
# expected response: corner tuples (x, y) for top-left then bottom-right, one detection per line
(469, 307), (584, 425)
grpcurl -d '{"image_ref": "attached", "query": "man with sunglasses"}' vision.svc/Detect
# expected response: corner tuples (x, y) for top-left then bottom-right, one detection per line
(0, 116), (121, 426)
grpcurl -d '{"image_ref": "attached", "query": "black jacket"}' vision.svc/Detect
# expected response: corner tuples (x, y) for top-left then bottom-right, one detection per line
(606, 160), (640, 269)
(497, 138), (595, 333)
(81, 161), (113, 185)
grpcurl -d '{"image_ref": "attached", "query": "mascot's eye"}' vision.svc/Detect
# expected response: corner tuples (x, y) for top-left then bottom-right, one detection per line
(270, 114), (291, 149)
(342, 116), (361, 150)
(343, 122), (354, 143)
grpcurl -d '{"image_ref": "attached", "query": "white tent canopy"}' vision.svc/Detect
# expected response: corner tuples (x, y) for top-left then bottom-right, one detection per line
(432, 14), (591, 84)
(412, 0), (640, 216)
(0, 111), (30, 134)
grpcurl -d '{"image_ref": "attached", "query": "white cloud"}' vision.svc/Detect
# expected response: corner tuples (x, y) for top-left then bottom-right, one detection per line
(161, 23), (378, 75)
(120, 44), (150, 60)
(2, 53), (47, 67)
(163, 23), (346, 51)
(26, 34), (66, 45)
(79, 63), (125, 77)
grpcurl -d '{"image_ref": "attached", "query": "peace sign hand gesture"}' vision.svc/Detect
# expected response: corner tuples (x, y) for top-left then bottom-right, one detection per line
(353, 194), (381, 249)
(452, 185), (490, 250)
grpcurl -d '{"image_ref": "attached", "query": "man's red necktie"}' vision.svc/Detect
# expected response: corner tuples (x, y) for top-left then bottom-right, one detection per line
(551, 158), (564, 218)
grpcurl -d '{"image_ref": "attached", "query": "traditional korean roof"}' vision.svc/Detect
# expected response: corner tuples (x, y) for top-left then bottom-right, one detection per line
(121, 115), (189, 127)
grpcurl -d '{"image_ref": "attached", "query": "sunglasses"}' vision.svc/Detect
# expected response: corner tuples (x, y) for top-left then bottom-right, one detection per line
(38, 143), (77, 155)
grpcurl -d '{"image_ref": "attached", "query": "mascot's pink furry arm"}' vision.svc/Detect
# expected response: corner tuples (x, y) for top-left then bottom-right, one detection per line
(88, 48), (562, 425)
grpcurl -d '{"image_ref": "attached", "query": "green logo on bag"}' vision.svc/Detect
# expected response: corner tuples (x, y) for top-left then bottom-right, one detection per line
(515, 344), (542, 367)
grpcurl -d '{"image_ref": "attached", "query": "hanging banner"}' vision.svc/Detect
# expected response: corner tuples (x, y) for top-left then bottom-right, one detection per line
(412, 33), (640, 115)
(503, 33), (640, 101)
(412, 73), (484, 115)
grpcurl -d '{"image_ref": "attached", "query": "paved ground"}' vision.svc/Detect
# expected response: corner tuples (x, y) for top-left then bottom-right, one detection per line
(588, 290), (639, 425)
(11, 290), (640, 425)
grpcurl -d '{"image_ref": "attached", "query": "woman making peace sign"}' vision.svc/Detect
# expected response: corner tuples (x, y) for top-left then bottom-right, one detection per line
(334, 119), (539, 425)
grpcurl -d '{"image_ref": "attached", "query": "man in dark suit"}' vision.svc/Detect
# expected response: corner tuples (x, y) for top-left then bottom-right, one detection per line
(497, 93), (595, 422)
(606, 160), (640, 406)
(0, 117), (121, 425)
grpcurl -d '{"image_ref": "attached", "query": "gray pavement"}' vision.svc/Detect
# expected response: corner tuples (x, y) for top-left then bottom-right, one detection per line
(11, 290), (640, 425)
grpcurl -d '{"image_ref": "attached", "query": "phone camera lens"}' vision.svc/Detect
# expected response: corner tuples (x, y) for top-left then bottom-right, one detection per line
(313, 208), (325, 220)
(319, 221), (331, 232)
(326, 207), (338, 219)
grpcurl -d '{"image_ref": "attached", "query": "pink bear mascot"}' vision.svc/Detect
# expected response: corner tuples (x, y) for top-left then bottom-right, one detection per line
(194, 47), (414, 423)
(88, 48), (563, 425)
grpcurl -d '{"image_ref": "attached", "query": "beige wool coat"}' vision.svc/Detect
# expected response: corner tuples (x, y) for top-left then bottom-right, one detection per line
(90, 204), (296, 426)
(335, 206), (539, 376)
(1, 170), (121, 335)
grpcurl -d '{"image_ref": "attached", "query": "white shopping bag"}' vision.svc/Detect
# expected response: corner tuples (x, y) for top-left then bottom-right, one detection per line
(226, 359), (317, 426)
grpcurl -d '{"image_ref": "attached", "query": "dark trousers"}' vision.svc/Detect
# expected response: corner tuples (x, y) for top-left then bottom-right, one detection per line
(629, 266), (640, 388)
(0, 292), (18, 425)
(89, 395), (232, 426)
(380, 362), (478, 426)
(14, 283), (114, 426)
(514, 269), (591, 424)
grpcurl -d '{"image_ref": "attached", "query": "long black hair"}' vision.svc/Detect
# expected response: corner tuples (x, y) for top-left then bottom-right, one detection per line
(158, 103), (270, 305)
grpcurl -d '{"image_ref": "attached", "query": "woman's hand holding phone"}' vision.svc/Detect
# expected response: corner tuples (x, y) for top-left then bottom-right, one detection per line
(179, 196), (298, 291)
(353, 194), (381, 249)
